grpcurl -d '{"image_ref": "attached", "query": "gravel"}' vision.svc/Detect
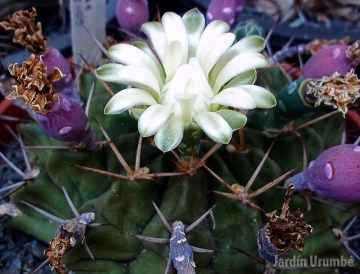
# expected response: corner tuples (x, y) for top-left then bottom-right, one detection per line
(0, 141), (51, 274)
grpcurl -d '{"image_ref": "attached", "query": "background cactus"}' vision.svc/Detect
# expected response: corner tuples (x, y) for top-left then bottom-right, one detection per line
(1, 3), (360, 274)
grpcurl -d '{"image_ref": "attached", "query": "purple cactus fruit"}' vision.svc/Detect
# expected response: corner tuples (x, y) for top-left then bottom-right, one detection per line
(286, 144), (360, 203)
(36, 94), (96, 145)
(302, 44), (360, 78)
(206, 0), (238, 25)
(235, 0), (246, 13)
(116, 0), (149, 34)
(7, 54), (98, 149)
(41, 47), (81, 104)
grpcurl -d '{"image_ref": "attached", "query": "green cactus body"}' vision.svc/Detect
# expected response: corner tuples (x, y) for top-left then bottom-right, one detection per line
(4, 65), (358, 273)
(3, 7), (360, 274)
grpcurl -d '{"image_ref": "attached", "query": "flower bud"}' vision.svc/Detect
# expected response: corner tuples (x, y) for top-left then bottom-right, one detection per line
(116, 0), (149, 33)
(234, 19), (264, 42)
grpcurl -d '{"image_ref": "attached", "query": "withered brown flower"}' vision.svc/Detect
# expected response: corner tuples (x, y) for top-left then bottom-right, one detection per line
(44, 237), (71, 274)
(307, 69), (360, 115)
(346, 40), (360, 63)
(0, 7), (47, 55)
(6, 54), (64, 114)
(263, 183), (313, 256)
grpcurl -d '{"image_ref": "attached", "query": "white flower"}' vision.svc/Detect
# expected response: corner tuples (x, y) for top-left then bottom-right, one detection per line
(96, 8), (275, 152)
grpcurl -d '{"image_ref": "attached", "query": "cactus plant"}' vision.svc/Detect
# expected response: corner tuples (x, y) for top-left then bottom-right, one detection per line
(1, 4), (360, 274)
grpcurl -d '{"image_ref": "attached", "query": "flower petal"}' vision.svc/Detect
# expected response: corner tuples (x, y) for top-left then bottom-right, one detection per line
(133, 41), (166, 81)
(162, 11), (188, 64)
(138, 104), (173, 137)
(194, 111), (233, 143)
(129, 107), (146, 121)
(199, 32), (235, 77)
(196, 20), (230, 58)
(224, 69), (257, 88)
(96, 64), (160, 101)
(104, 88), (157, 115)
(188, 58), (214, 99)
(108, 43), (163, 85)
(183, 8), (205, 58)
(215, 109), (247, 130)
(162, 40), (183, 83)
(212, 52), (268, 93)
(154, 116), (184, 152)
(211, 87), (256, 109)
(141, 21), (168, 63)
(209, 36), (265, 82)
(162, 64), (192, 112)
(175, 93), (198, 123)
(239, 85), (276, 108)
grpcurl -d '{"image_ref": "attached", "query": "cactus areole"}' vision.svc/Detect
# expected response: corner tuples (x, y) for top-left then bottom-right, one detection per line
(286, 144), (360, 203)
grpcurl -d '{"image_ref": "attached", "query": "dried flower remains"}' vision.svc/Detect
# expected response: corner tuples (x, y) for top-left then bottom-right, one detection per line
(258, 183), (313, 264)
(0, 7), (47, 55)
(307, 69), (360, 115)
(7, 54), (64, 114)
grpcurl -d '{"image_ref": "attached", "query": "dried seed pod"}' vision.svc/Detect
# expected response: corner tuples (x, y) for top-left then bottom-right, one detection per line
(22, 186), (99, 274)
(44, 237), (72, 274)
(54, 213), (95, 249)
(257, 223), (286, 264)
(286, 144), (360, 203)
(42, 213), (95, 273)
(257, 183), (312, 264)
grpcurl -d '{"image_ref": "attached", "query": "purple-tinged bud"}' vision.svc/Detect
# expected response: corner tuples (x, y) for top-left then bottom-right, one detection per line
(116, 0), (149, 34)
(207, 0), (242, 26)
(286, 144), (360, 203)
(41, 47), (82, 104)
(302, 43), (360, 78)
(36, 94), (96, 146)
